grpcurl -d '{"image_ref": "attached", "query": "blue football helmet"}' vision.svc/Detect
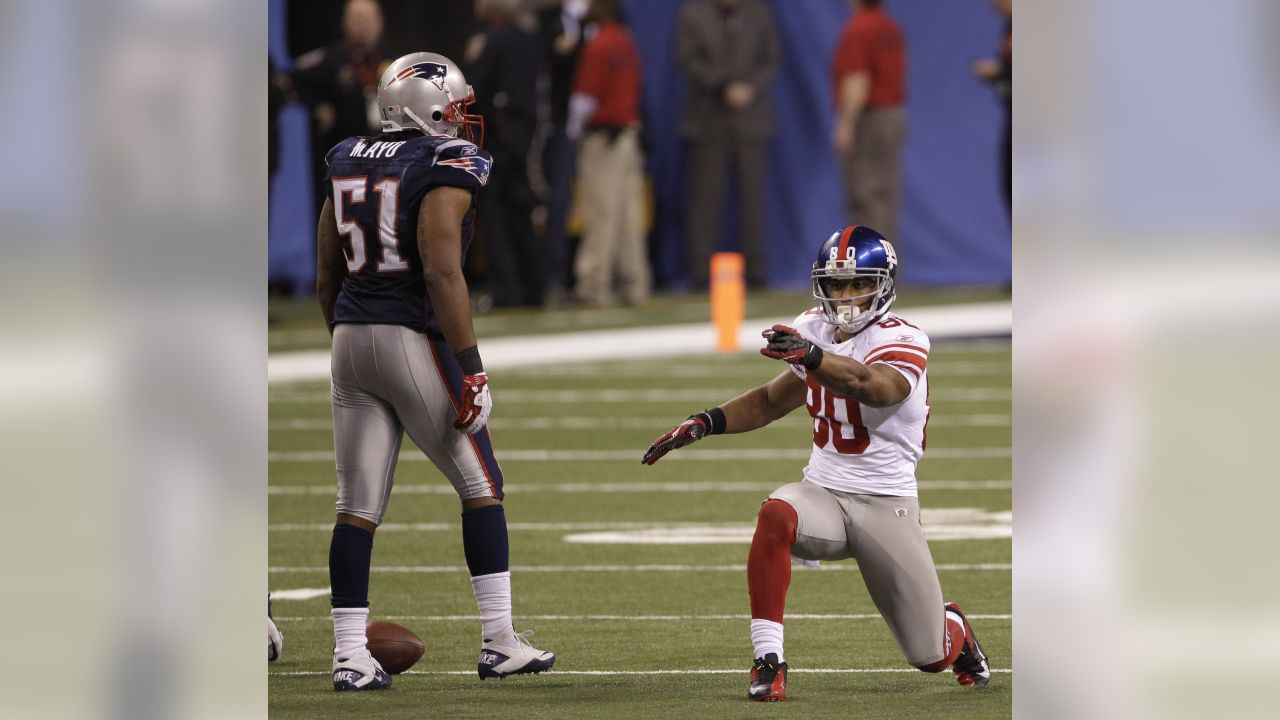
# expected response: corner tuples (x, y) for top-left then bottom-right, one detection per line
(811, 225), (899, 334)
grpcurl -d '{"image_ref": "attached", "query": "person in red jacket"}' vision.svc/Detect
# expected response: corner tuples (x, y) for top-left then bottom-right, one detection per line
(566, 0), (649, 307)
(832, 0), (908, 266)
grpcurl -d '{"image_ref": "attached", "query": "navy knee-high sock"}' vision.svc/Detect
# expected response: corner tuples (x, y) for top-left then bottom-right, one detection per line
(461, 504), (509, 577)
(330, 524), (374, 608)
(463, 505), (514, 643)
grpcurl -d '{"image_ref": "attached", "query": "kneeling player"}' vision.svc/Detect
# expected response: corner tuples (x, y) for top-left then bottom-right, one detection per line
(642, 226), (990, 701)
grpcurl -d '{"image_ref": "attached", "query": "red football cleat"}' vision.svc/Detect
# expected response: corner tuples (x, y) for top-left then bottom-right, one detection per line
(945, 603), (991, 687)
(748, 653), (788, 701)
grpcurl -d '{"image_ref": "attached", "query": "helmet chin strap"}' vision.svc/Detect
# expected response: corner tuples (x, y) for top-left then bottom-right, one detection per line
(403, 104), (461, 138)
(402, 106), (431, 134)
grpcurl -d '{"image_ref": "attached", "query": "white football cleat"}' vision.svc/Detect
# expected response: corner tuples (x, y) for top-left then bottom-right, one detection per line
(477, 630), (556, 680)
(332, 648), (393, 691)
(268, 616), (283, 662)
(268, 595), (283, 662)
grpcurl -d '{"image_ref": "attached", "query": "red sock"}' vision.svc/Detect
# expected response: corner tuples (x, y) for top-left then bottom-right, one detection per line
(748, 499), (798, 622)
(918, 610), (966, 672)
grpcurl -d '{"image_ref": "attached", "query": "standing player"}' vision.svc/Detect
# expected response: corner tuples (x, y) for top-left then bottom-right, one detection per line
(316, 51), (555, 691)
(642, 226), (990, 701)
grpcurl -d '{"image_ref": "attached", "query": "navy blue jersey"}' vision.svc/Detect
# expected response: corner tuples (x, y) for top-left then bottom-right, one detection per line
(324, 131), (492, 332)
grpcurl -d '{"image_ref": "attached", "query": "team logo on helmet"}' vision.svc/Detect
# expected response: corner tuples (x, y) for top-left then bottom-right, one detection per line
(880, 239), (898, 269)
(391, 62), (448, 91)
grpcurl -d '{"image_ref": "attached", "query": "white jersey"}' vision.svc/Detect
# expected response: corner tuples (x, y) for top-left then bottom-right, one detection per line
(787, 308), (930, 497)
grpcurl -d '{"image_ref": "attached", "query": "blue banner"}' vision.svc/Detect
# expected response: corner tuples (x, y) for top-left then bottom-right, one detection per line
(269, 0), (1011, 291)
(629, 0), (1009, 288)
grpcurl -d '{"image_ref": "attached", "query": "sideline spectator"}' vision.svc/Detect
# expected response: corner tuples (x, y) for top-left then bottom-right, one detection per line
(292, 0), (386, 214)
(973, 0), (1012, 216)
(676, 0), (779, 290)
(536, 0), (593, 301)
(567, 0), (648, 307)
(466, 0), (545, 308)
(832, 0), (907, 261)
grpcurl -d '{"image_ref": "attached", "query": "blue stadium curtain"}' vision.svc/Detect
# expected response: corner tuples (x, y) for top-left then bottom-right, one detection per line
(269, 0), (1011, 292)
(628, 0), (1010, 288)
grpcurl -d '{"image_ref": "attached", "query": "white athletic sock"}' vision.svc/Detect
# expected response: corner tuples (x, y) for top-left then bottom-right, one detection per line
(472, 571), (516, 645)
(751, 618), (785, 662)
(332, 607), (369, 659)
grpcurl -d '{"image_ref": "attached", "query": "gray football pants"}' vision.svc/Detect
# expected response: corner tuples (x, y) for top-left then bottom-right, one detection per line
(768, 481), (947, 667)
(330, 324), (503, 525)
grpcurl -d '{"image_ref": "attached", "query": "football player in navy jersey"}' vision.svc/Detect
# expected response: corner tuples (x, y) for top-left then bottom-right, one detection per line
(315, 51), (554, 691)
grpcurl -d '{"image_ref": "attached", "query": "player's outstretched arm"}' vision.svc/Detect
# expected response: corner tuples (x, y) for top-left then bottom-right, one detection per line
(641, 371), (805, 465)
(419, 186), (491, 435)
(316, 196), (344, 332)
(760, 325), (909, 407)
(809, 355), (909, 407)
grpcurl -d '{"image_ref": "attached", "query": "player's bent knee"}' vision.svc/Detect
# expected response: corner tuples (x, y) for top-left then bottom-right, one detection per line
(461, 496), (502, 511)
(336, 511), (380, 533)
(756, 499), (798, 544)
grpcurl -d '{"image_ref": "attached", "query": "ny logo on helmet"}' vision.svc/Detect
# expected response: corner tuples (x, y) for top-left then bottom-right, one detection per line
(880, 239), (898, 268)
(391, 62), (448, 91)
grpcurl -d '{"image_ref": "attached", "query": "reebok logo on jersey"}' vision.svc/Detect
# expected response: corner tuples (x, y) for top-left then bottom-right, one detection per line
(896, 335), (914, 342)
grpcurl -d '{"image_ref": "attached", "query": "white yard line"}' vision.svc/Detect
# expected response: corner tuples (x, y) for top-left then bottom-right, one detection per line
(269, 387), (1012, 403)
(268, 518), (1009, 543)
(269, 508), (1011, 540)
(268, 563), (1011, 574)
(273, 612), (1012, 621)
(267, 447), (1010, 462)
(268, 521), (759, 532)
(269, 521), (760, 532)
(268, 301), (1012, 385)
(272, 668), (1012, 676)
(502, 361), (1009, 378)
(269, 414), (1011, 431)
(267, 479), (1012, 495)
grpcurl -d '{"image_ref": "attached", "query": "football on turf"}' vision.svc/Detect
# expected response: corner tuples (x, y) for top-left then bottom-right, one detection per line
(366, 621), (425, 674)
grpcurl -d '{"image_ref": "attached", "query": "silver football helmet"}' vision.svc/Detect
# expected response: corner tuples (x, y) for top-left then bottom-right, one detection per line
(377, 52), (484, 143)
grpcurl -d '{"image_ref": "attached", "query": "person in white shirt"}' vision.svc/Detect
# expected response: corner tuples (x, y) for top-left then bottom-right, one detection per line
(642, 225), (991, 702)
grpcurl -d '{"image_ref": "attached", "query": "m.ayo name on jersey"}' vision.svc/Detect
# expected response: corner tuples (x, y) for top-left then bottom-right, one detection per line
(345, 138), (408, 158)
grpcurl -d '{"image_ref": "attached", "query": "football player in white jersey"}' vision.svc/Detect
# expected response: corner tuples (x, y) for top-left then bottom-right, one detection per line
(643, 225), (990, 701)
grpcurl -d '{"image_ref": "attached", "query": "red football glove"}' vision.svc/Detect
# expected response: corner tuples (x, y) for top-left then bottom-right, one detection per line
(759, 325), (824, 370)
(642, 413), (711, 465)
(453, 372), (492, 435)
